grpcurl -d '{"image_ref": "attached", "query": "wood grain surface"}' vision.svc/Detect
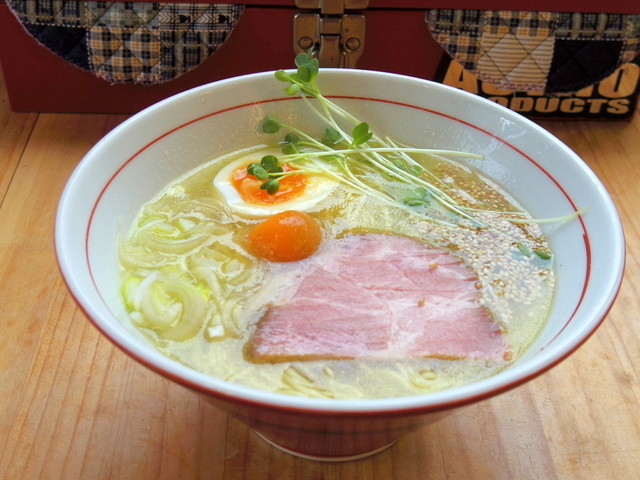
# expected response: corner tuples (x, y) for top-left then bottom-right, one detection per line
(0, 68), (638, 479)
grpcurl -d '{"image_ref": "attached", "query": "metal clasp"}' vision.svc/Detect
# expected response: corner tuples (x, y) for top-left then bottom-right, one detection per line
(294, 0), (368, 68)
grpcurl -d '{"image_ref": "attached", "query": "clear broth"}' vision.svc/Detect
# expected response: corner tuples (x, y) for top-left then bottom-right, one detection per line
(118, 146), (555, 399)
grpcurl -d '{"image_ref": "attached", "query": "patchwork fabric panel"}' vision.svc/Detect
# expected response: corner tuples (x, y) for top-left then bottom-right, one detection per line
(426, 10), (640, 93)
(8, 1), (245, 84)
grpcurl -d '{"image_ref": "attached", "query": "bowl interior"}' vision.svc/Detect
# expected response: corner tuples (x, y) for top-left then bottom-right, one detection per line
(56, 69), (625, 412)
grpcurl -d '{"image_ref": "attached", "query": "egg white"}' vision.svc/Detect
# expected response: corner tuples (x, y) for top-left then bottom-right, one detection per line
(212, 152), (336, 218)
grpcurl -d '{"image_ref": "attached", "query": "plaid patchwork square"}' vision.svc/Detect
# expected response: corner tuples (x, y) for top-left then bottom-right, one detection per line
(476, 11), (555, 91)
(100, 51), (146, 83)
(482, 11), (551, 37)
(200, 24), (233, 45)
(427, 9), (483, 35)
(426, 9), (482, 71)
(555, 12), (624, 41)
(10, 0), (56, 23)
(158, 4), (212, 31)
(86, 24), (120, 66)
(477, 32), (554, 91)
(94, 2), (149, 29)
(54, 1), (84, 26)
(83, 1), (114, 26)
(193, 7), (235, 32)
(32, 0), (59, 22)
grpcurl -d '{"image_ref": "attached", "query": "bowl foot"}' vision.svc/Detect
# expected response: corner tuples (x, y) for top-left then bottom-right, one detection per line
(255, 431), (395, 462)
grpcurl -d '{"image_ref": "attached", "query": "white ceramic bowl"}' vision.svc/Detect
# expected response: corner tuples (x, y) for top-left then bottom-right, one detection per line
(55, 69), (625, 461)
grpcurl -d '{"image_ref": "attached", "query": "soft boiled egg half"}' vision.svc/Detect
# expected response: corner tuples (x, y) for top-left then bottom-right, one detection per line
(213, 149), (336, 218)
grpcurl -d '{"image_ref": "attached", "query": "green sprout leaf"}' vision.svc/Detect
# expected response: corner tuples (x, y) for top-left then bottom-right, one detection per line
(322, 127), (342, 146)
(297, 64), (313, 83)
(281, 134), (300, 155)
(281, 143), (297, 155)
(294, 52), (312, 67)
(534, 249), (552, 260)
(294, 52), (319, 73)
(285, 133), (300, 144)
(261, 155), (279, 171)
(517, 243), (531, 257)
(351, 122), (373, 147)
(402, 187), (431, 207)
(247, 163), (268, 180)
(302, 59), (319, 81)
(260, 178), (280, 194)
(262, 116), (283, 134)
(274, 69), (291, 82)
(285, 83), (302, 96)
(404, 198), (427, 207)
(392, 157), (423, 176)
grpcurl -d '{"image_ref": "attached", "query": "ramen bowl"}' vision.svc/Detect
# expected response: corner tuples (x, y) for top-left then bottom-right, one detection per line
(55, 69), (624, 461)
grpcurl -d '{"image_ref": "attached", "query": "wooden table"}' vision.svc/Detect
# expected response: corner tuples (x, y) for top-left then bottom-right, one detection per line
(1, 68), (639, 479)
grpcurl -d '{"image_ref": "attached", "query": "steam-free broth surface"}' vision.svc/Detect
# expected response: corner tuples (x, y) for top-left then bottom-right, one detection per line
(118, 144), (555, 399)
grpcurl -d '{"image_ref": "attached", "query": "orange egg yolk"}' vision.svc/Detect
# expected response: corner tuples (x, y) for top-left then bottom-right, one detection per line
(231, 163), (306, 205)
(247, 210), (322, 262)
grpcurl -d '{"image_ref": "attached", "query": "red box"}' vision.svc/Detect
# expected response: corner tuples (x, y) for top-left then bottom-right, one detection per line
(1, 0), (638, 117)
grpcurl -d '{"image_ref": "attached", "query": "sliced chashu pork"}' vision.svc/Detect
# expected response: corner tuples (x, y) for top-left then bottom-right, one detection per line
(246, 233), (509, 362)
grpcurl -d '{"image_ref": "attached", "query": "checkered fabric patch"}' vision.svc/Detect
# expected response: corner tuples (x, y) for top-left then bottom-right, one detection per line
(8, 1), (244, 84)
(426, 9), (640, 93)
